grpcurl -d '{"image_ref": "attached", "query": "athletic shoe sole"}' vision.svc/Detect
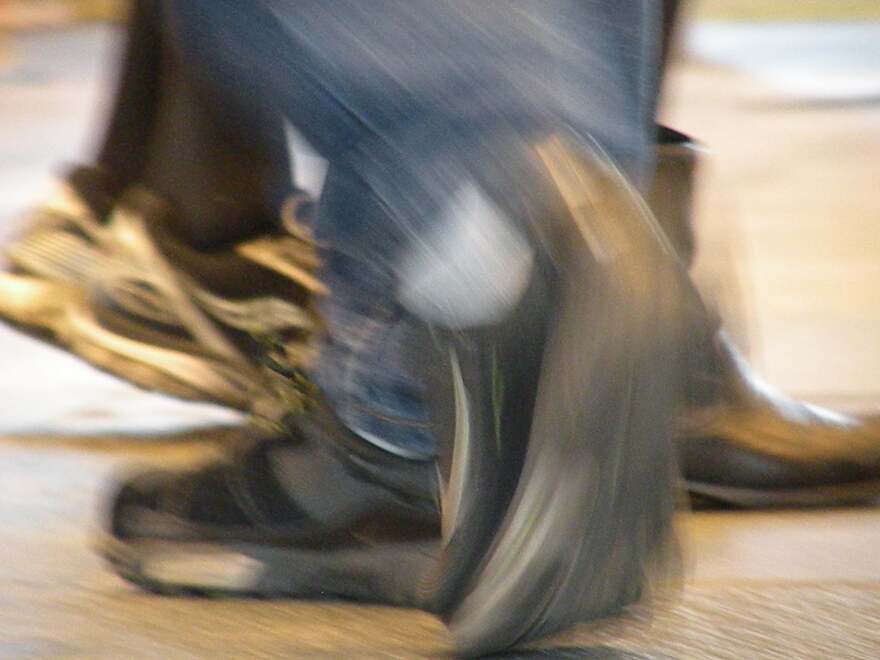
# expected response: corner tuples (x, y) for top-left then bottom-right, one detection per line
(96, 531), (438, 607)
(686, 478), (880, 508)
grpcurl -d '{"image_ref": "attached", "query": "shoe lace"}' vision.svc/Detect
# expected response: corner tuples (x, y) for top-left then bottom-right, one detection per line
(252, 330), (320, 429)
(248, 192), (325, 427)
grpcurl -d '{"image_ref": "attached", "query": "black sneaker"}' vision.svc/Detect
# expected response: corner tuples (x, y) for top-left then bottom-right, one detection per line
(98, 396), (440, 605)
(407, 134), (689, 656)
(64, 187), (323, 410)
(0, 165), (115, 344)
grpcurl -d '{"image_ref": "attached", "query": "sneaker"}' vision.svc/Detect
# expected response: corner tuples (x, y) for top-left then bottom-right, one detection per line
(0, 165), (115, 344)
(404, 134), (688, 656)
(63, 187), (324, 410)
(97, 397), (440, 605)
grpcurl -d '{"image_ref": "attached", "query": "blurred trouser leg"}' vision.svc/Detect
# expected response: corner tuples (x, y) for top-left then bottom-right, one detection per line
(93, 0), (163, 198)
(136, 0), (294, 247)
(167, 0), (663, 456)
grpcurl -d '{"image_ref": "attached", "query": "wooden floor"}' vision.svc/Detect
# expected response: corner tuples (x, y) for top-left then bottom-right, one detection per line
(662, 33), (880, 407)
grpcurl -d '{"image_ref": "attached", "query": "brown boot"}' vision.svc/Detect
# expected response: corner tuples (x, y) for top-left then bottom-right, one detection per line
(656, 126), (880, 507)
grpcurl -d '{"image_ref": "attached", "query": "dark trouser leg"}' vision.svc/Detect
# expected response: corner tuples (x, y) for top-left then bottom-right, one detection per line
(96, 0), (293, 247)
(94, 0), (162, 194)
(138, 9), (293, 249)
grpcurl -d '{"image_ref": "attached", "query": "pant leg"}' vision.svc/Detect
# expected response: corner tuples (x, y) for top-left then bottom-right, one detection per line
(96, 0), (163, 192)
(140, 5), (294, 247)
(95, 0), (293, 246)
(168, 0), (664, 456)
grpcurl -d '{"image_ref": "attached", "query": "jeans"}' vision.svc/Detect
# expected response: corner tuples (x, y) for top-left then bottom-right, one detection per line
(168, 0), (663, 458)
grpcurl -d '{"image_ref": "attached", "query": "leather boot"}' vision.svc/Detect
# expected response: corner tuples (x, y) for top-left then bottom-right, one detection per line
(656, 126), (880, 507)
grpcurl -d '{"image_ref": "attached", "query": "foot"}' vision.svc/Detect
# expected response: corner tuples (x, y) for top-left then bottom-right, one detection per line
(98, 397), (439, 605)
(2, 180), (322, 410)
(405, 134), (688, 656)
(652, 128), (880, 508)
(680, 331), (880, 507)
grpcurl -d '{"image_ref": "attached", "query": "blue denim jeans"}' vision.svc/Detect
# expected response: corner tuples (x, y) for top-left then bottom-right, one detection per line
(169, 0), (663, 458)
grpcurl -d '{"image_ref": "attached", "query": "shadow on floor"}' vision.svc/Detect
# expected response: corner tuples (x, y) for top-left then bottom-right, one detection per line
(487, 645), (661, 659)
